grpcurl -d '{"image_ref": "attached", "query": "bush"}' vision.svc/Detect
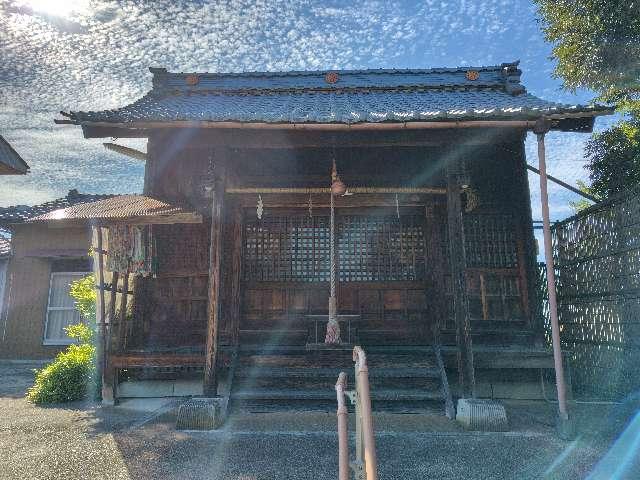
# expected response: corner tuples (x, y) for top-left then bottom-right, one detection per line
(27, 275), (97, 404)
(26, 342), (95, 404)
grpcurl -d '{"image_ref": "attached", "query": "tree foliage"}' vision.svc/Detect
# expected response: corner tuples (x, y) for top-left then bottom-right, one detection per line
(536, 0), (640, 200)
(585, 119), (640, 198)
(69, 274), (96, 323)
(536, 0), (640, 110)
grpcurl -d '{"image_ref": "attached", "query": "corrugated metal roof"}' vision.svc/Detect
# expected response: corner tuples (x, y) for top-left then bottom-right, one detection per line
(0, 235), (10, 258)
(0, 135), (29, 175)
(29, 195), (202, 224)
(0, 190), (115, 225)
(64, 61), (612, 126)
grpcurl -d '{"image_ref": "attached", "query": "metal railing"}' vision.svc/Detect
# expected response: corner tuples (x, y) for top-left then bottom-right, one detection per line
(335, 346), (379, 480)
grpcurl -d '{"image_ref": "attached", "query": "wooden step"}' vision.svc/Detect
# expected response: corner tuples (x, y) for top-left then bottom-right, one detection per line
(234, 366), (442, 379)
(238, 354), (437, 369)
(232, 388), (444, 402)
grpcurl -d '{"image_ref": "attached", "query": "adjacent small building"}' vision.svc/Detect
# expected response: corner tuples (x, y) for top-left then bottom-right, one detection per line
(0, 135), (29, 175)
(0, 190), (111, 359)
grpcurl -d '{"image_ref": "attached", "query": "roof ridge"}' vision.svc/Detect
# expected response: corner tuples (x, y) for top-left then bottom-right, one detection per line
(149, 61), (520, 78)
(152, 83), (508, 98)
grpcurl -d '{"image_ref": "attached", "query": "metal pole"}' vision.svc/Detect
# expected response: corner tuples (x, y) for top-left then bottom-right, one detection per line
(335, 372), (349, 480)
(535, 122), (569, 420)
(353, 346), (378, 480)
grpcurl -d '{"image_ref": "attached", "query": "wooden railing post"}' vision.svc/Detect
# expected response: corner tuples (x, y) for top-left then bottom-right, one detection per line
(335, 372), (349, 480)
(353, 346), (378, 480)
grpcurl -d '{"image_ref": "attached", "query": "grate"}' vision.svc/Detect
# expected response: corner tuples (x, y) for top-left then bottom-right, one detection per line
(456, 399), (508, 431)
(175, 398), (220, 430)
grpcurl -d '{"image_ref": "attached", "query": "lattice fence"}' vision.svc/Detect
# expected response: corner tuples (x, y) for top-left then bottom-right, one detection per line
(550, 186), (640, 400)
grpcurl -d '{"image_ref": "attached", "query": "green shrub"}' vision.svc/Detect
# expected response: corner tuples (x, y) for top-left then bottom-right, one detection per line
(26, 343), (95, 404)
(27, 276), (97, 404)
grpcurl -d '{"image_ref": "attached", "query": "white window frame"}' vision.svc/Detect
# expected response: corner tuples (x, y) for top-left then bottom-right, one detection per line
(43, 271), (87, 346)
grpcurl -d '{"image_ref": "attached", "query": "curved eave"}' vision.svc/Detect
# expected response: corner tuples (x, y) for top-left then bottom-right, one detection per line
(75, 108), (613, 139)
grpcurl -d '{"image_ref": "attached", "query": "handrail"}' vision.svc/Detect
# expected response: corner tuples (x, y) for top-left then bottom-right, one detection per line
(335, 346), (379, 480)
(352, 346), (378, 480)
(336, 372), (349, 480)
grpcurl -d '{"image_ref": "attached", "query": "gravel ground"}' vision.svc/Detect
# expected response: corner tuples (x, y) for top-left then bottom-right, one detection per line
(1, 362), (639, 480)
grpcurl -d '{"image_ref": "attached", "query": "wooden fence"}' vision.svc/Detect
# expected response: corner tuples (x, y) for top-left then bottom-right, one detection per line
(548, 186), (640, 400)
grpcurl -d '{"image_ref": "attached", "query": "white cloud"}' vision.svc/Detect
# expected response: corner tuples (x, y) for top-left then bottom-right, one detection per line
(0, 0), (609, 213)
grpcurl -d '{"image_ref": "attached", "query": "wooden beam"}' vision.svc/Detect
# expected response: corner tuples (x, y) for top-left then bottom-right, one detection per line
(226, 187), (446, 194)
(116, 127), (525, 149)
(203, 150), (228, 396)
(526, 164), (599, 203)
(118, 273), (130, 353)
(446, 160), (476, 398)
(38, 213), (203, 228)
(234, 193), (445, 209)
(111, 353), (204, 368)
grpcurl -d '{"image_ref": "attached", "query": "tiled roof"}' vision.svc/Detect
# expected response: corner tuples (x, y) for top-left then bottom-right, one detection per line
(0, 190), (115, 225)
(63, 61), (612, 126)
(0, 135), (29, 175)
(29, 195), (202, 224)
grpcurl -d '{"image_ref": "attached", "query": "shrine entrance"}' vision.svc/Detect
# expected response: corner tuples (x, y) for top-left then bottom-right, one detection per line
(238, 206), (438, 347)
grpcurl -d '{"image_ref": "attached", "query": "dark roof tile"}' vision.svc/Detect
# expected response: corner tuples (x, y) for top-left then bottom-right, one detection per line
(64, 61), (612, 126)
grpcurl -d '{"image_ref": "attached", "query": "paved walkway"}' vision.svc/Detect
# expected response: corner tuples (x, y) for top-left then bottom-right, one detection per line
(1, 362), (638, 479)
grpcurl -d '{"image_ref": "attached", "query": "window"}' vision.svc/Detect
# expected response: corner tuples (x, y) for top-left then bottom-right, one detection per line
(43, 272), (86, 345)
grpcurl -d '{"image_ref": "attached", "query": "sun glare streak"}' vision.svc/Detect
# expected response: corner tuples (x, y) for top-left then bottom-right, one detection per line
(586, 410), (640, 479)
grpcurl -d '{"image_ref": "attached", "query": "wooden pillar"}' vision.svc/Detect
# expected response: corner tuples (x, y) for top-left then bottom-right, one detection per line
(446, 159), (476, 398)
(203, 151), (228, 396)
(102, 267), (119, 405)
(94, 227), (107, 394)
(228, 202), (244, 347)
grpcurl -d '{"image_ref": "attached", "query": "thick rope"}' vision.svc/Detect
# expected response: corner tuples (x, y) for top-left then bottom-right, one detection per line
(326, 192), (341, 344)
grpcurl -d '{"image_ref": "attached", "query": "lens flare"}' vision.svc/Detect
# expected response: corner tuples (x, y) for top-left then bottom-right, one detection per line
(17, 0), (90, 18)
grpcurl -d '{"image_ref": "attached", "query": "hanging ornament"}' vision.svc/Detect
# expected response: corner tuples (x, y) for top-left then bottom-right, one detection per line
(395, 193), (400, 219)
(462, 185), (479, 213)
(256, 194), (264, 219)
(331, 158), (347, 196)
(308, 193), (313, 218)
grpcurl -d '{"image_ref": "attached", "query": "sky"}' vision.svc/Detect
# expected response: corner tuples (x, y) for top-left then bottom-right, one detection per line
(0, 0), (617, 224)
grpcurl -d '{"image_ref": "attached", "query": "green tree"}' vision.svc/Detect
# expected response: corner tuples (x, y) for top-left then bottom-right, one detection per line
(536, 0), (640, 199)
(585, 119), (640, 198)
(536, 0), (640, 109)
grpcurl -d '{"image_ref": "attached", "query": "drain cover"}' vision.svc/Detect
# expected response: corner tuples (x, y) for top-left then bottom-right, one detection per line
(176, 398), (220, 430)
(456, 399), (508, 431)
